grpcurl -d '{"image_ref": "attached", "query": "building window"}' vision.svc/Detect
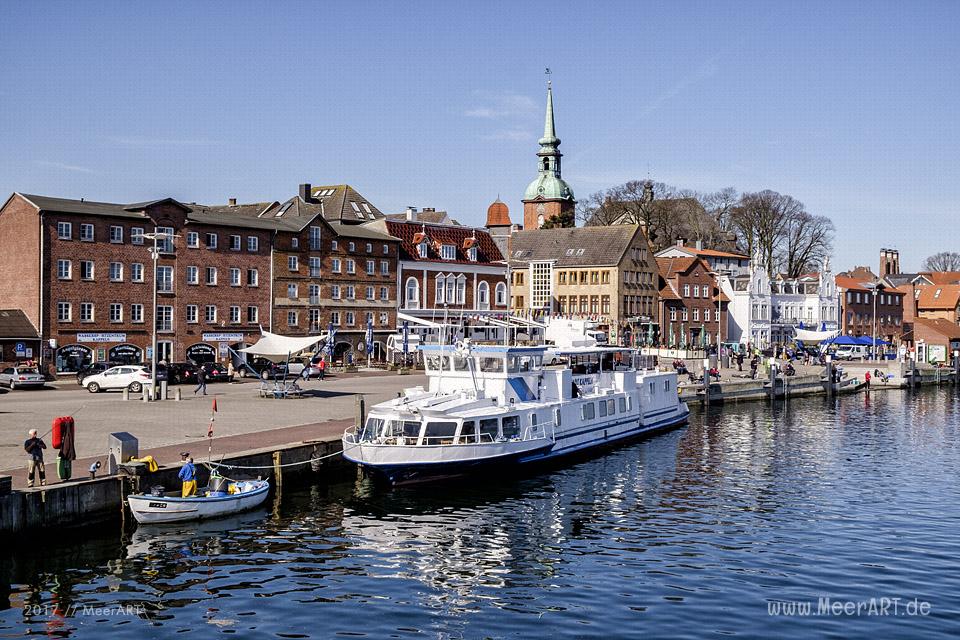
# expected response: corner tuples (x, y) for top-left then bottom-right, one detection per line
(682, 309), (689, 322)
(331, 258), (341, 273)
(309, 284), (320, 304)
(131, 263), (144, 282)
(230, 235), (241, 251)
(331, 311), (341, 326)
(156, 305), (173, 332)
(309, 257), (321, 277)
(291, 237), (299, 249)
(157, 227), (175, 253)
(131, 304), (143, 323)
(601, 296), (610, 315)
(157, 266), (173, 293)
(230, 268), (241, 287)
(380, 286), (389, 301)
(206, 233), (218, 249)
(57, 222), (72, 240)
(366, 243), (372, 253)
(205, 305), (217, 323)
(346, 259), (355, 274)
(186, 266), (199, 285)
(348, 241), (355, 252)
(309, 227), (322, 251)
(288, 283), (298, 299)
(287, 311), (298, 326)
(57, 302), (71, 322)
(366, 286), (375, 300)
(558, 272), (566, 285)
(366, 260), (375, 275)
(417, 242), (428, 258)
(331, 240), (338, 251)
(187, 232), (199, 248)
(109, 262), (123, 282)
(467, 247), (478, 262)
(704, 308), (711, 322)
(230, 306), (241, 324)
(683, 284), (690, 297)
(131, 227), (144, 245)
(365, 311), (374, 325)
(80, 260), (95, 281)
(383, 244), (389, 255)
(405, 277), (419, 309)
(206, 267), (217, 285)
(670, 307), (677, 321)
(456, 275), (466, 304)
(247, 306), (258, 323)
(346, 285), (355, 300)
(477, 281), (490, 309)
(441, 245), (456, 260)
(693, 308), (700, 322)
(380, 312), (389, 325)
(109, 225), (123, 243)
(288, 255), (299, 271)
(80, 302), (94, 322)
(531, 261), (553, 310)
(57, 260), (72, 280)
(247, 269), (259, 286)
(346, 311), (355, 325)
(186, 305), (198, 324)
(495, 282), (507, 306)
(380, 260), (389, 276)
(436, 274), (446, 304)
(331, 285), (341, 299)
(80, 224), (94, 242)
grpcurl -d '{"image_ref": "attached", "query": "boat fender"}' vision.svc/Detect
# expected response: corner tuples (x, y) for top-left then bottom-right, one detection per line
(394, 436), (405, 445)
(51, 416), (74, 450)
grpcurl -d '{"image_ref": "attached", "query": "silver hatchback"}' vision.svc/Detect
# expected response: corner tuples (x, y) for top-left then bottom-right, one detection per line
(0, 366), (46, 389)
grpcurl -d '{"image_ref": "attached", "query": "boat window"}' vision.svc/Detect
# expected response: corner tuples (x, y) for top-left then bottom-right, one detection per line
(423, 421), (458, 441)
(618, 397), (627, 413)
(626, 397), (632, 411)
(663, 380), (671, 392)
(479, 357), (503, 373)
(581, 402), (595, 420)
(459, 420), (478, 443)
(426, 355), (441, 371)
(361, 417), (384, 441)
(386, 420), (420, 438)
(598, 400), (607, 417)
(452, 355), (470, 371)
(440, 355), (450, 370)
(502, 415), (520, 439)
(607, 399), (616, 415)
(479, 418), (499, 441)
(649, 381), (655, 394)
(506, 356), (519, 373)
(530, 413), (538, 426)
(554, 408), (561, 426)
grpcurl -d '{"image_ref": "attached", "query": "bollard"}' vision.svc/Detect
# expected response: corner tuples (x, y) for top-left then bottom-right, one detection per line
(122, 387), (129, 401)
(142, 386), (149, 402)
(175, 387), (182, 401)
(160, 380), (168, 400)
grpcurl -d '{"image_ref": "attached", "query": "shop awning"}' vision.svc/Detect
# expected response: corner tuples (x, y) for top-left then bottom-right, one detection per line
(238, 330), (327, 361)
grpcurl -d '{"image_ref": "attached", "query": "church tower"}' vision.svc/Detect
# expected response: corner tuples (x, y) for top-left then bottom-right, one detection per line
(522, 78), (575, 229)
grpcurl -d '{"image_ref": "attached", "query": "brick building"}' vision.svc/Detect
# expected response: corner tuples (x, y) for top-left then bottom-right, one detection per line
(508, 225), (658, 345)
(835, 268), (904, 342)
(0, 193), (274, 373)
(656, 256), (729, 347)
(383, 215), (509, 321)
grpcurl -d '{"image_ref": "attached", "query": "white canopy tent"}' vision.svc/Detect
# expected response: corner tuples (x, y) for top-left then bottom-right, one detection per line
(794, 328), (840, 343)
(239, 330), (327, 362)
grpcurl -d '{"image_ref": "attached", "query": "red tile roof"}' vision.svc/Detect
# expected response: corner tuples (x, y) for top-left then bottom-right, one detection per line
(915, 284), (960, 310)
(925, 271), (960, 285)
(914, 317), (960, 340)
(385, 220), (504, 264)
(486, 199), (512, 227)
(691, 247), (749, 259)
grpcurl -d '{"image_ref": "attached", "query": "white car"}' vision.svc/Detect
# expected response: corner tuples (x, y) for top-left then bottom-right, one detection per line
(84, 365), (152, 393)
(0, 366), (46, 389)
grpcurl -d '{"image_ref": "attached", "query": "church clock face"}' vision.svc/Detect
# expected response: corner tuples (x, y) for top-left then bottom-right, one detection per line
(536, 203), (545, 226)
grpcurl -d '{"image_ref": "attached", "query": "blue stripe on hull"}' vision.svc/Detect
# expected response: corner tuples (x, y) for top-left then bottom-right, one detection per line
(356, 406), (690, 485)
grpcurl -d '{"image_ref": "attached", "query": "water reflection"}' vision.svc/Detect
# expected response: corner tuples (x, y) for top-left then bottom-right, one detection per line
(1, 389), (959, 638)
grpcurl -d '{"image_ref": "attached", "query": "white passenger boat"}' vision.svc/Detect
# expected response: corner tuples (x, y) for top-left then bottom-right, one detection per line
(127, 479), (270, 524)
(342, 341), (689, 484)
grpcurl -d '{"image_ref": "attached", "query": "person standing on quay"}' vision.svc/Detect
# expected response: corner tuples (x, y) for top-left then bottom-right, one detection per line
(318, 357), (326, 381)
(194, 366), (208, 396)
(24, 429), (46, 487)
(179, 454), (197, 497)
(736, 352), (744, 372)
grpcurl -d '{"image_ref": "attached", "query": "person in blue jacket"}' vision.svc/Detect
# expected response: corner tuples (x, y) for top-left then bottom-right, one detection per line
(178, 454), (197, 497)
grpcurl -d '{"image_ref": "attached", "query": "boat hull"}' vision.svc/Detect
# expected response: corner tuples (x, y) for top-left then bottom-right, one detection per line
(127, 481), (270, 524)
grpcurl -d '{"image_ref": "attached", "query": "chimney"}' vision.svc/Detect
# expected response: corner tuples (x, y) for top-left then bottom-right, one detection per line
(695, 239), (703, 251)
(405, 206), (417, 221)
(676, 238), (685, 248)
(228, 197), (237, 206)
(299, 183), (312, 203)
(423, 207), (435, 212)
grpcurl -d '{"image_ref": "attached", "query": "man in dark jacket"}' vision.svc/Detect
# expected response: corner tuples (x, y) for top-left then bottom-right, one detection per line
(194, 366), (208, 396)
(24, 429), (46, 488)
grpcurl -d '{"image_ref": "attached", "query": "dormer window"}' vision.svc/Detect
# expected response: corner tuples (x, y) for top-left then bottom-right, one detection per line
(441, 245), (456, 260)
(417, 242), (428, 258)
(467, 247), (478, 261)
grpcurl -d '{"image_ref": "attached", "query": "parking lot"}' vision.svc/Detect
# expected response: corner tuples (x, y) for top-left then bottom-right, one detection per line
(0, 371), (427, 473)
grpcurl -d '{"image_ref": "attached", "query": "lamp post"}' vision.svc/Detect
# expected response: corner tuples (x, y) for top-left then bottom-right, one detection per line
(142, 229), (176, 399)
(867, 280), (885, 361)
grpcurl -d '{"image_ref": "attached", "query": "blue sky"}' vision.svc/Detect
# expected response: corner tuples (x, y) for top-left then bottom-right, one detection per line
(1, 1), (957, 272)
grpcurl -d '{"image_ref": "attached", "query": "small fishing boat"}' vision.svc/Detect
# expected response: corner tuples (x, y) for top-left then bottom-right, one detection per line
(127, 477), (270, 524)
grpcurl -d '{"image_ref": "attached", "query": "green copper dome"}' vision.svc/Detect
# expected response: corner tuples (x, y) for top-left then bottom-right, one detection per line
(524, 174), (574, 201)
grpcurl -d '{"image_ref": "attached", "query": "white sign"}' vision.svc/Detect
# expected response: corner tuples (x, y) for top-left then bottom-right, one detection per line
(202, 332), (244, 342)
(77, 332), (126, 343)
(25, 348), (33, 358)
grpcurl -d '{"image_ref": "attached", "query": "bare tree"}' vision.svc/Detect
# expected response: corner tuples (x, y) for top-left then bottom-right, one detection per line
(730, 191), (804, 276)
(922, 252), (960, 272)
(782, 212), (834, 278)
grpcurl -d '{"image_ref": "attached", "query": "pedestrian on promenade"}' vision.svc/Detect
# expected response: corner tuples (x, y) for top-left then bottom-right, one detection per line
(178, 454), (197, 497)
(736, 352), (744, 372)
(194, 366), (208, 396)
(318, 357), (326, 381)
(227, 360), (234, 383)
(24, 429), (46, 488)
(750, 356), (759, 380)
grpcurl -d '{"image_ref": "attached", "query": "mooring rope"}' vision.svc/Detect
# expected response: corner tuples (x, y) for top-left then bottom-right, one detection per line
(202, 448), (341, 471)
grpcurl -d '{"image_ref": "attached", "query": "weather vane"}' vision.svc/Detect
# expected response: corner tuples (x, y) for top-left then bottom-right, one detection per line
(545, 67), (552, 87)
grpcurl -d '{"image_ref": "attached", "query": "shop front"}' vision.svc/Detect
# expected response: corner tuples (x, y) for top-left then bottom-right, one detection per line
(56, 344), (93, 373)
(186, 342), (217, 364)
(108, 344), (143, 364)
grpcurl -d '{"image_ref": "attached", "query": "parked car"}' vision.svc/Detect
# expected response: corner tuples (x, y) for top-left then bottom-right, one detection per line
(833, 345), (867, 361)
(138, 362), (170, 382)
(238, 357), (275, 378)
(165, 362), (198, 385)
(76, 361), (124, 386)
(269, 360), (306, 379)
(199, 361), (233, 383)
(238, 357), (303, 379)
(0, 366), (46, 389)
(83, 366), (152, 393)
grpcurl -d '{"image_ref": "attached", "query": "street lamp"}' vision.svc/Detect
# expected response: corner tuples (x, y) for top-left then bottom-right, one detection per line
(142, 229), (177, 399)
(866, 280), (886, 361)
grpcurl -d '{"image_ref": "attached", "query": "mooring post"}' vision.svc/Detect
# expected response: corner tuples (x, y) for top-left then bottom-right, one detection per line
(273, 451), (283, 490)
(825, 359), (834, 397)
(356, 394), (366, 430)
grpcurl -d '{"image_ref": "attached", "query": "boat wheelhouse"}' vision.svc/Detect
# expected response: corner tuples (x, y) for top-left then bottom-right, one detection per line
(342, 342), (689, 484)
